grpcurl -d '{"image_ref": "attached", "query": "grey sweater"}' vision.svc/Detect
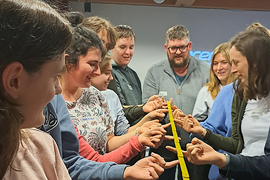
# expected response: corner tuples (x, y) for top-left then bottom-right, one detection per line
(143, 56), (209, 149)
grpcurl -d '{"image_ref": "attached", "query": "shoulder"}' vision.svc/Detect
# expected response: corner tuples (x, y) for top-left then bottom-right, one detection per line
(200, 85), (208, 91)
(89, 86), (102, 96)
(219, 83), (234, 97)
(26, 128), (55, 148)
(126, 66), (140, 77)
(147, 59), (168, 71)
(198, 85), (209, 95)
(196, 86), (211, 100)
(102, 89), (118, 99)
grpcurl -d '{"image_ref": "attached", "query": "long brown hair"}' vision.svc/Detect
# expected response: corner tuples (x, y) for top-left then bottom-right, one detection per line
(206, 43), (236, 99)
(231, 27), (270, 101)
(0, 0), (72, 178)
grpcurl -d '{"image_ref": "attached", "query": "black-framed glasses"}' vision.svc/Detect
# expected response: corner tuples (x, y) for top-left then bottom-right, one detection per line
(167, 43), (189, 54)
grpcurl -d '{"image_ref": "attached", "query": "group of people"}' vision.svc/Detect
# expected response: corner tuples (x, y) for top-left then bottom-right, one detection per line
(1, 0), (270, 180)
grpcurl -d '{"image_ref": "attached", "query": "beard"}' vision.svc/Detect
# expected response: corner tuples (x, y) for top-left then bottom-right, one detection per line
(167, 53), (190, 68)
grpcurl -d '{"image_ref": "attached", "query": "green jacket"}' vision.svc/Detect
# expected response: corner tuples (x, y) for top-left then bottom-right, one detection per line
(203, 94), (247, 154)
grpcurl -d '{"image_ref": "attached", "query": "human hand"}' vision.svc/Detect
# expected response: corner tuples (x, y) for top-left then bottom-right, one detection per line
(137, 120), (161, 135)
(123, 152), (165, 180)
(138, 123), (172, 148)
(166, 138), (226, 168)
(144, 109), (168, 121)
(160, 98), (177, 110)
(172, 108), (186, 124)
(184, 138), (226, 168)
(174, 114), (206, 137)
(143, 95), (164, 113)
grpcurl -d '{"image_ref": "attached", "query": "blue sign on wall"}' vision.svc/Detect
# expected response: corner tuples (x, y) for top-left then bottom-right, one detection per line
(190, 51), (213, 65)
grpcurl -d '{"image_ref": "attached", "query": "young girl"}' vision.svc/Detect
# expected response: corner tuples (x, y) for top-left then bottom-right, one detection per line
(0, 0), (72, 179)
(192, 42), (236, 121)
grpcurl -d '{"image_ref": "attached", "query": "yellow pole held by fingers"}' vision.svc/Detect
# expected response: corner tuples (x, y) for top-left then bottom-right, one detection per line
(167, 101), (189, 180)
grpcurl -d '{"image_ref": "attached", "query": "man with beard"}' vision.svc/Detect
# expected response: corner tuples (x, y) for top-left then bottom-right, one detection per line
(142, 25), (209, 180)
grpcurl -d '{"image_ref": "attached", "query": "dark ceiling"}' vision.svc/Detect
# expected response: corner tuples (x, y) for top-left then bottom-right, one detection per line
(68, 0), (270, 11)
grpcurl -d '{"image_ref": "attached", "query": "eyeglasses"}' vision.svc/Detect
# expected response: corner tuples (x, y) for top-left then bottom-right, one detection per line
(167, 43), (189, 54)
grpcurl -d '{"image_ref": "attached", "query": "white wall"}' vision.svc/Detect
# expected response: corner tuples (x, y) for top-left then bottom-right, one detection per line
(69, 2), (270, 85)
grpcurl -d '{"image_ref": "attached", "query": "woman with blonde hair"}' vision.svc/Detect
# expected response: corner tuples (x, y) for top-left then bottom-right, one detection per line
(192, 42), (236, 121)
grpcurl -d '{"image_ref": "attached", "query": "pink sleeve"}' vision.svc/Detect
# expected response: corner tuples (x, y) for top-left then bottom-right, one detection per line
(75, 125), (145, 164)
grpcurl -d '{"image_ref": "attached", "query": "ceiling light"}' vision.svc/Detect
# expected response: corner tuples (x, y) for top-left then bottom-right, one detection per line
(153, 0), (165, 4)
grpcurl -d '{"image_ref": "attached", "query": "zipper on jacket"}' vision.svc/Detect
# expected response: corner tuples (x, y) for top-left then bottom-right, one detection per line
(178, 86), (180, 95)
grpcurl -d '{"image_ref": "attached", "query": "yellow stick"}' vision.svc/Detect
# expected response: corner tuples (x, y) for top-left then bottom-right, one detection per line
(167, 101), (189, 180)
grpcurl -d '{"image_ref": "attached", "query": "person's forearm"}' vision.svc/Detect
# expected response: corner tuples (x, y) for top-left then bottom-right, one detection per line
(213, 152), (227, 168)
(198, 127), (207, 138)
(107, 131), (136, 152)
(128, 115), (148, 133)
(203, 129), (238, 154)
(99, 136), (144, 164)
(123, 105), (145, 125)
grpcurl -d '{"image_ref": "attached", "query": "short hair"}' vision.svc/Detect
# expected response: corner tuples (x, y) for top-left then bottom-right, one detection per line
(65, 12), (106, 71)
(231, 28), (270, 101)
(114, 25), (135, 40)
(82, 16), (117, 50)
(165, 25), (190, 44)
(206, 42), (236, 99)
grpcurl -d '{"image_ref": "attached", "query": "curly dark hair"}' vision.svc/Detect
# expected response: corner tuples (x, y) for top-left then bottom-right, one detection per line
(65, 12), (106, 71)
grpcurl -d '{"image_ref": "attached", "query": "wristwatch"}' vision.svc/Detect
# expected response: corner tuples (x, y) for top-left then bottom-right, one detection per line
(220, 153), (230, 170)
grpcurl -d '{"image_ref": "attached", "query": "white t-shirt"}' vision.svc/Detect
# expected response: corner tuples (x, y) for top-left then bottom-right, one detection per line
(241, 95), (270, 156)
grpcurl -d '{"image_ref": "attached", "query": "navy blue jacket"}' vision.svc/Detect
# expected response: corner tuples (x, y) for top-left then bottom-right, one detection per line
(220, 126), (270, 180)
(40, 94), (126, 180)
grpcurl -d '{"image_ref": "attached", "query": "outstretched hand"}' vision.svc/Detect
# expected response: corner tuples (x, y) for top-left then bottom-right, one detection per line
(138, 123), (172, 148)
(123, 152), (179, 180)
(185, 138), (226, 168)
(145, 109), (168, 121)
(137, 120), (160, 135)
(173, 112), (206, 137)
(161, 98), (176, 110)
(166, 138), (226, 168)
(123, 153), (165, 180)
(143, 95), (164, 113)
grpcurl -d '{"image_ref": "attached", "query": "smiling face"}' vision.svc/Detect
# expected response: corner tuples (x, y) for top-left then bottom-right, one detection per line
(18, 53), (65, 128)
(111, 37), (134, 69)
(68, 48), (102, 88)
(230, 46), (248, 83)
(165, 38), (192, 68)
(91, 61), (113, 91)
(212, 53), (231, 85)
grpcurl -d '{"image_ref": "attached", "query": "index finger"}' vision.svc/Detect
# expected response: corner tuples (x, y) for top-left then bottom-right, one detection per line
(161, 123), (171, 129)
(150, 152), (166, 165)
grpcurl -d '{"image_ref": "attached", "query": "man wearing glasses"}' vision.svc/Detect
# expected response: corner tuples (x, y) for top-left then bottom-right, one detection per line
(142, 25), (209, 180)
